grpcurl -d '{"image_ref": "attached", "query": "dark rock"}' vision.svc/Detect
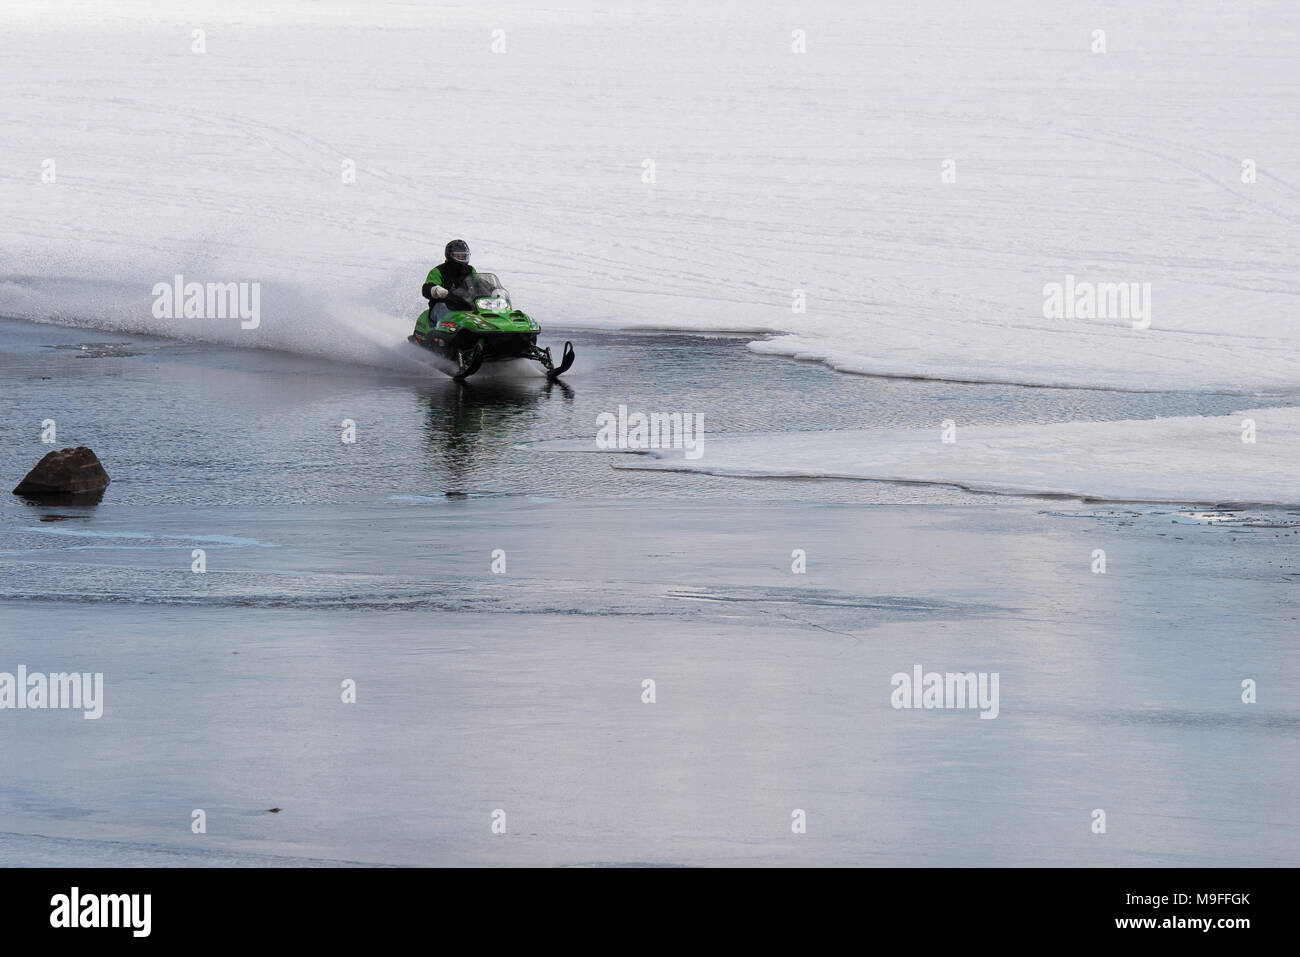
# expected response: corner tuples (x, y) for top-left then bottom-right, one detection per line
(13, 447), (111, 499)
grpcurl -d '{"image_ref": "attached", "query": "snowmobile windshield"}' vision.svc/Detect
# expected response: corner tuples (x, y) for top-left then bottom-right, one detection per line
(450, 272), (511, 312)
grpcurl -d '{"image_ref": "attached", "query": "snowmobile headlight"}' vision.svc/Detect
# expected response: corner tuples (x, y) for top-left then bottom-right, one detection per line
(475, 297), (510, 313)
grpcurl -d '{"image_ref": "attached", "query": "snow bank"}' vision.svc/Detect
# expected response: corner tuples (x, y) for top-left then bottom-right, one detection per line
(2, 1), (1299, 390)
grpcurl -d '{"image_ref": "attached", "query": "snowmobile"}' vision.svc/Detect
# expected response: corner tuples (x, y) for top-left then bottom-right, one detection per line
(408, 272), (574, 381)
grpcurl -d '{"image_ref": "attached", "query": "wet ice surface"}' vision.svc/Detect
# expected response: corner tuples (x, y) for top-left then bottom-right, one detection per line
(1, 500), (1297, 866)
(2, 320), (1298, 866)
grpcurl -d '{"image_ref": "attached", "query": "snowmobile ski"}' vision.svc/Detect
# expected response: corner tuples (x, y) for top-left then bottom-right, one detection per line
(545, 341), (575, 380)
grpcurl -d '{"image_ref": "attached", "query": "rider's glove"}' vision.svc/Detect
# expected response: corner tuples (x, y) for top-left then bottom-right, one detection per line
(423, 284), (449, 300)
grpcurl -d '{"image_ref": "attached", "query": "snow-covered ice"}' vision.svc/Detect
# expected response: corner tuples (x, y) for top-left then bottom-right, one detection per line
(3, 0), (1299, 390)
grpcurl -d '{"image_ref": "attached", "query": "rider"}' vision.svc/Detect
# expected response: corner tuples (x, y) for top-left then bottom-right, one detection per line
(423, 239), (478, 318)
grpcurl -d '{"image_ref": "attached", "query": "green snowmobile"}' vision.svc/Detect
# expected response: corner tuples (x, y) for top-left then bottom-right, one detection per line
(408, 272), (574, 381)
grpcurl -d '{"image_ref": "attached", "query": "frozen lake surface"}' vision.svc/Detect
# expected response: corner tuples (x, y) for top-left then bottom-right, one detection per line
(2, 0), (1298, 867)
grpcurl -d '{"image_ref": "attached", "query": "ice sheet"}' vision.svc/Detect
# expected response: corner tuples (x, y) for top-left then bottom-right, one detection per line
(610, 406), (1300, 505)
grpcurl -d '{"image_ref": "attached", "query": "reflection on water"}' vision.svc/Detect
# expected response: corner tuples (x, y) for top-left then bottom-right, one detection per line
(14, 489), (107, 507)
(419, 374), (575, 495)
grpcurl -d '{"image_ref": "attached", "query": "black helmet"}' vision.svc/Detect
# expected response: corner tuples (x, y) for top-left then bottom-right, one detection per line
(445, 239), (470, 264)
